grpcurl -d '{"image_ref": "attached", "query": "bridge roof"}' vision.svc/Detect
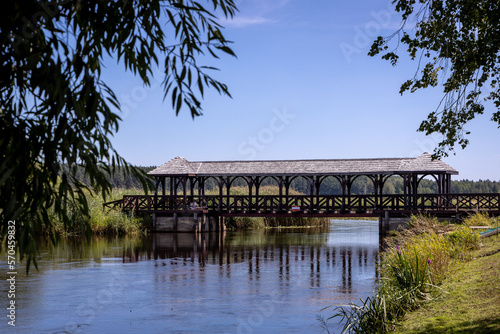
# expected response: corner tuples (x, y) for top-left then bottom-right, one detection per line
(149, 153), (459, 177)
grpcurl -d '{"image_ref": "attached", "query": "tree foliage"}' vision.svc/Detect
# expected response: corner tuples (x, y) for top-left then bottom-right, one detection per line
(0, 0), (236, 270)
(369, 0), (500, 157)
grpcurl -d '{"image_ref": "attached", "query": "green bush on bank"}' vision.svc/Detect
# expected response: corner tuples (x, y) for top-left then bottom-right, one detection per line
(323, 214), (485, 334)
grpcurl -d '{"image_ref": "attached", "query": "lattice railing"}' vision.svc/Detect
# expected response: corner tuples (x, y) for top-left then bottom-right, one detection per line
(104, 193), (500, 215)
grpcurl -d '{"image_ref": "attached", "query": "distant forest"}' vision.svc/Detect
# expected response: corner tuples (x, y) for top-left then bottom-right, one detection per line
(75, 166), (500, 195)
(73, 166), (156, 190)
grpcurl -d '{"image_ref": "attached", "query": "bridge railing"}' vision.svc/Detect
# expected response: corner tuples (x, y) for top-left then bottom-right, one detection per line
(109, 193), (500, 214)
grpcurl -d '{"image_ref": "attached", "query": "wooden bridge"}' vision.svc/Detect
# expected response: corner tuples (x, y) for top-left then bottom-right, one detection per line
(104, 193), (500, 217)
(104, 154), (500, 231)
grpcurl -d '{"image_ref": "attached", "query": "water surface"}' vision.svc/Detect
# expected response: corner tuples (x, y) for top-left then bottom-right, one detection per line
(1, 220), (380, 334)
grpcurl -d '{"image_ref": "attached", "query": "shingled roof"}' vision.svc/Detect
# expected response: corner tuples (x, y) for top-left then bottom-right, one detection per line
(148, 153), (458, 177)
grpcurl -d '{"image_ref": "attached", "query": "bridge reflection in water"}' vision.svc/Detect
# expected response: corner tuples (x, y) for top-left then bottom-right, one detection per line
(122, 222), (379, 295)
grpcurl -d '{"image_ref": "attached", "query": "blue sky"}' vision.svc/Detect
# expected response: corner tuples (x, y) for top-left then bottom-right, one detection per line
(105, 0), (499, 181)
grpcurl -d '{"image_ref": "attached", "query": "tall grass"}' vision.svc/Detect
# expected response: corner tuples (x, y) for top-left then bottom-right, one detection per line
(225, 216), (330, 229)
(321, 294), (392, 334)
(225, 216), (266, 229)
(49, 188), (150, 236)
(462, 211), (495, 227)
(324, 214), (484, 333)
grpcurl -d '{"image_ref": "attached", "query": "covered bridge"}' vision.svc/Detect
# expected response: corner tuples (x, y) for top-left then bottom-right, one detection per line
(103, 153), (500, 232)
(148, 152), (458, 201)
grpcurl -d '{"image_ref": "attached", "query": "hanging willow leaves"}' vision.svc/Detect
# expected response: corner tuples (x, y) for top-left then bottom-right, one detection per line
(0, 0), (237, 271)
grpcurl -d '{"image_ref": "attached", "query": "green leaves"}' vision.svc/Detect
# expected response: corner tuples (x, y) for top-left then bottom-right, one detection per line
(162, 2), (237, 118)
(0, 0), (237, 271)
(369, 0), (500, 157)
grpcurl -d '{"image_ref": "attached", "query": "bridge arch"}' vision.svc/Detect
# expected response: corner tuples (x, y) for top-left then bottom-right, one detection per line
(227, 176), (250, 194)
(317, 175), (343, 195)
(257, 176), (282, 195)
(351, 175), (376, 195)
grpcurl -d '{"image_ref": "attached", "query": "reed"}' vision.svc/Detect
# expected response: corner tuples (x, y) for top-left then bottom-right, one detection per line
(224, 216), (330, 230)
(322, 294), (392, 334)
(49, 188), (150, 236)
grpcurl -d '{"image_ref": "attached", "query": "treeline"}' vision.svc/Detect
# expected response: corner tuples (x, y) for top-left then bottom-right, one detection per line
(320, 177), (500, 194)
(73, 166), (500, 194)
(214, 176), (500, 195)
(72, 165), (156, 189)
(451, 179), (500, 193)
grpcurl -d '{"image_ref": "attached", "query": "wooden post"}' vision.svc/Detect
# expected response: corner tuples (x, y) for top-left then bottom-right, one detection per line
(218, 177), (224, 211)
(182, 177), (188, 209)
(403, 174), (408, 210)
(376, 175), (384, 210)
(285, 176), (290, 212)
(226, 176), (231, 211)
(255, 176), (260, 213)
(346, 176), (353, 212)
(308, 176), (314, 213)
(278, 177), (283, 212)
(314, 176), (321, 212)
(189, 177), (194, 198)
(200, 177), (205, 196)
(169, 176), (174, 209)
(247, 176), (253, 212)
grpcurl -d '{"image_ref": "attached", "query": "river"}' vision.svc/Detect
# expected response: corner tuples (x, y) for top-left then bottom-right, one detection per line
(1, 220), (380, 334)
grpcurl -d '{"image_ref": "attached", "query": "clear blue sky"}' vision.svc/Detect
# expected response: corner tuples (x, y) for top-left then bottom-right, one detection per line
(104, 0), (499, 181)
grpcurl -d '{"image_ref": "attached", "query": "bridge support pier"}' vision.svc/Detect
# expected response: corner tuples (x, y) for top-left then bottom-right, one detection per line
(153, 213), (225, 233)
(379, 211), (411, 234)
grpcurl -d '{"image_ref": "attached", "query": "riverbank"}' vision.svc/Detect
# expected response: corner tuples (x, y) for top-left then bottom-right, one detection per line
(323, 213), (500, 333)
(393, 233), (500, 333)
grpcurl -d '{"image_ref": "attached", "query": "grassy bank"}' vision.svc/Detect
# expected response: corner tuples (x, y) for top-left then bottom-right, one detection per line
(321, 213), (499, 333)
(393, 232), (500, 333)
(50, 188), (151, 237)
